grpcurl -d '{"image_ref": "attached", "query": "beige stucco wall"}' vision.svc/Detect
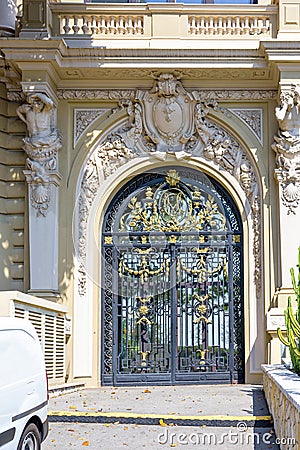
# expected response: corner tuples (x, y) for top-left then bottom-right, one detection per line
(0, 82), (27, 292)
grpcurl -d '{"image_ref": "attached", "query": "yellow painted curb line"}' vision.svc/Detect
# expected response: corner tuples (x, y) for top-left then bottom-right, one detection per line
(48, 411), (272, 422)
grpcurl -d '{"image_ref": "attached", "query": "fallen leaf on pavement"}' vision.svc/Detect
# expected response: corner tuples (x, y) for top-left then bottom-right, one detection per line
(159, 419), (168, 427)
(82, 441), (89, 446)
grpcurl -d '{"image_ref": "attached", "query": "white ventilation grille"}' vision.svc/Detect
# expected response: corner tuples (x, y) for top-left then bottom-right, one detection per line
(14, 303), (65, 384)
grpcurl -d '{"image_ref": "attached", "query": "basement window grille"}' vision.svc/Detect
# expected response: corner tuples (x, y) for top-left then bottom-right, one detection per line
(14, 303), (65, 384)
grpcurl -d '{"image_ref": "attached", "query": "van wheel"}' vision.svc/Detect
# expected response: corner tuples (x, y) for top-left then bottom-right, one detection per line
(17, 423), (41, 450)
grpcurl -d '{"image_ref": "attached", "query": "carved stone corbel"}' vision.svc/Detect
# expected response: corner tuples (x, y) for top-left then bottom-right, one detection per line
(272, 84), (300, 214)
(0, 57), (24, 102)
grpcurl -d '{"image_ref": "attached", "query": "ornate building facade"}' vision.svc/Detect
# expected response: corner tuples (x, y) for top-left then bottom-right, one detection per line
(1, 0), (300, 386)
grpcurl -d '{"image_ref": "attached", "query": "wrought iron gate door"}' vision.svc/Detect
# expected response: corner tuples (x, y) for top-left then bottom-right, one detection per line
(102, 169), (244, 385)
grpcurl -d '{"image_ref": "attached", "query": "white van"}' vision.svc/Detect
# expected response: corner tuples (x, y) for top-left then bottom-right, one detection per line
(0, 317), (48, 450)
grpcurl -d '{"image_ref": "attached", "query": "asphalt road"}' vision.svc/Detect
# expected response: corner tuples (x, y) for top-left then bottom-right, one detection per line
(42, 385), (281, 450)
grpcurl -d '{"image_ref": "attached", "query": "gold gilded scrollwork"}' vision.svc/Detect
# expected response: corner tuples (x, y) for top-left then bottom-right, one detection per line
(193, 294), (212, 324)
(136, 296), (153, 325)
(177, 254), (227, 283)
(118, 170), (227, 234)
(135, 247), (153, 255)
(196, 349), (208, 365)
(169, 235), (177, 244)
(166, 170), (181, 186)
(139, 351), (150, 367)
(119, 256), (169, 283)
(192, 247), (210, 254)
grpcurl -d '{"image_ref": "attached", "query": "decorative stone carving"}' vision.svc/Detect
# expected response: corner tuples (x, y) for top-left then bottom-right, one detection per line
(194, 90), (277, 101)
(75, 73), (262, 297)
(17, 93), (62, 216)
(58, 89), (135, 101)
(266, 309), (286, 331)
(195, 118), (261, 292)
(58, 88), (277, 102)
(128, 73), (196, 154)
(6, 91), (25, 102)
(57, 68), (270, 82)
(272, 84), (300, 214)
(229, 109), (263, 144)
(74, 109), (108, 145)
(77, 135), (135, 294)
(0, 58), (24, 102)
(122, 74), (222, 159)
(97, 138), (135, 177)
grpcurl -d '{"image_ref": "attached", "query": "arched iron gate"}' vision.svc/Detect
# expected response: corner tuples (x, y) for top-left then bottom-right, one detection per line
(101, 168), (244, 385)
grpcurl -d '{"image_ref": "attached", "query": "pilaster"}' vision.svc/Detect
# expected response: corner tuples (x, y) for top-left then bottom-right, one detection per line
(25, 171), (61, 299)
(17, 80), (62, 300)
(272, 70), (300, 308)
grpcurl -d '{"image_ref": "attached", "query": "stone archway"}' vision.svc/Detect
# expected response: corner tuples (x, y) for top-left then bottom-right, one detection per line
(71, 73), (263, 382)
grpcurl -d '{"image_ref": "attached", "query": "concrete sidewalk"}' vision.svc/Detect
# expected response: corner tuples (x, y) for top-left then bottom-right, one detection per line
(44, 385), (280, 449)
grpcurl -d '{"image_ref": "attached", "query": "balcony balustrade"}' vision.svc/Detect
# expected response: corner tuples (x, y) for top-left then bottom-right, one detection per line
(47, 3), (277, 39)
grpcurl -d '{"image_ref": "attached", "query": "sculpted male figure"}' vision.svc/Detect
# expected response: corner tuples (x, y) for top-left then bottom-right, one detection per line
(17, 92), (62, 215)
(275, 85), (300, 139)
(273, 84), (300, 212)
(17, 93), (57, 147)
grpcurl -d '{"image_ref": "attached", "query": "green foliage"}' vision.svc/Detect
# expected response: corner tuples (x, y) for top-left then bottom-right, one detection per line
(277, 247), (300, 374)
